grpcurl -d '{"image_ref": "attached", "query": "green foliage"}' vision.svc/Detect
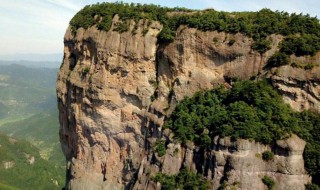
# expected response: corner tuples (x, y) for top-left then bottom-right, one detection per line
(0, 183), (19, 190)
(150, 94), (156, 102)
(262, 176), (275, 190)
(218, 181), (228, 190)
(164, 79), (320, 185)
(0, 133), (64, 190)
(164, 80), (298, 145)
(291, 62), (316, 70)
(228, 39), (236, 46)
(306, 183), (320, 190)
(252, 39), (271, 54)
(154, 140), (166, 157)
(158, 27), (176, 43)
(212, 37), (219, 43)
(298, 111), (320, 183)
(262, 150), (274, 161)
(266, 52), (289, 67)
(152, 80), (159, 89)
(70, 3), (320, 56)
(0, 110), (65, 165)
(280, 34), (320, 56)
(113, 22), (129, 33)
(82, 66), (90, 76)
(142, 28), (149, 36)
(152, 169), (210, 190)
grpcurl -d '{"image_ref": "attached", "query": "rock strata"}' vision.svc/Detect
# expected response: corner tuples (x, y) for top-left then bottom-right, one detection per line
(57, 16), (320, 189)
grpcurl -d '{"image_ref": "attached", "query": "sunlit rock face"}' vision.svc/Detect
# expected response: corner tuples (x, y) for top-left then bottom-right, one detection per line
(57, 14), (320, 190)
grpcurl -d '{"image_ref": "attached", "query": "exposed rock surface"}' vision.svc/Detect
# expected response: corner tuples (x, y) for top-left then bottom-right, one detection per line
(57, 16), (320, 189)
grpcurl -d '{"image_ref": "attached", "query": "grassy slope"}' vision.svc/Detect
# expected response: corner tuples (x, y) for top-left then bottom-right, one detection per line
(0, 183), (19, 190)
(0, 133), (64, 190)
(0, 109), (64, 165)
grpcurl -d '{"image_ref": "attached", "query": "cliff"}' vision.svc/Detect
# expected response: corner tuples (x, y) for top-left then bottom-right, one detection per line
(57, 3), (320, 190)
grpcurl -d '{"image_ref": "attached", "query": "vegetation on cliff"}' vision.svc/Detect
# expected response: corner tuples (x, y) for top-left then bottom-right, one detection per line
(262, 176), (275, 190)
(70, 2), (320, 57)
(164, 79), (320, 186)
(152, 169), (210, 190)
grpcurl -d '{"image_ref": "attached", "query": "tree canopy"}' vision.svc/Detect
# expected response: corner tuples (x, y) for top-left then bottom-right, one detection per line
(164, 79), (320, 186)
(70, 2), (320, 56)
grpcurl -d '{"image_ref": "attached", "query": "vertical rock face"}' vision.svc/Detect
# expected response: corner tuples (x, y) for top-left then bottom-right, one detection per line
(57, 17), (319, 189)
(57, 18), (162, 189)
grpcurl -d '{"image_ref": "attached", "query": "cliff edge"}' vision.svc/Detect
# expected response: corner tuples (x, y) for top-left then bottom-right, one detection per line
(57, 3), (320, 190)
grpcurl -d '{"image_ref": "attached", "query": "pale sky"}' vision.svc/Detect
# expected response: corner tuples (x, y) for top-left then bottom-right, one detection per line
(0, 0), (319, 60)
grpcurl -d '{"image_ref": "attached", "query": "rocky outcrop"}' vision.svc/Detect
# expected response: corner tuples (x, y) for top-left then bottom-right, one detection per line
(211, 135), (310, 190)
(270, 65), (320, 112)
(57, 15), (320, 189)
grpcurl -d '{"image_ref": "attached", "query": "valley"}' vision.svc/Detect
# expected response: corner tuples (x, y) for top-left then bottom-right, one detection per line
(0, 63), (65, 190)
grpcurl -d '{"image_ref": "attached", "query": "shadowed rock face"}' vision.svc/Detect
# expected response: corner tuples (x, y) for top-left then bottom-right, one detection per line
(57, 16), (320, 189)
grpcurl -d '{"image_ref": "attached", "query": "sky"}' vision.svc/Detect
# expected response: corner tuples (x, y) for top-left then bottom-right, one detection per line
(0, 0), (319, 61)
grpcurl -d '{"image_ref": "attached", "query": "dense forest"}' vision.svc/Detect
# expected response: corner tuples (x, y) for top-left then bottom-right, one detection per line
(70, 2), (320, 62)
(163, 80), (320, 188)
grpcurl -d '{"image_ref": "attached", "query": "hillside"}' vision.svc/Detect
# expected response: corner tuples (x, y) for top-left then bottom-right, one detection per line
(0, 133), (64, 190)
(0, 64), (57, 120)
(0, 64), (63, 162)
(0, 64), (65, 189)
(0, 110), (64, 164)
(0, 60), (61, 69)
(57, 2), (320, 190)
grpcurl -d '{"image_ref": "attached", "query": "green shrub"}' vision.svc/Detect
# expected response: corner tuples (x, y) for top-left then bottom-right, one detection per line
(150, 94), (156, 102)
(158, 27), (176, 43)
(142, 28), (149, 36)
(164, 80), (299, 146)
(218, 181), (228, 190)
(153, 140), (166, 157)
(113, 22), (129, 33)
(262, 150), (274, 161)
(262, 176), (275, 190)
(306, 183), (320, 190)
(280, 34), (320, 56)
(291, 62), (316, 70)
(152, 169), (210, 190)
(212, 37), (219, 43)
(304, 64), (315, 70)
(82, 66), (90, 76)
(164, 79), (320, 186)
(266, 52), (289, 67)
(252, 39), (271, 54)
(228, 39), (236, 46)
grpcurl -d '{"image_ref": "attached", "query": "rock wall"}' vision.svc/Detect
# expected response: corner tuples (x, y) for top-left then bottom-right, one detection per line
(57, 16), (320, 189)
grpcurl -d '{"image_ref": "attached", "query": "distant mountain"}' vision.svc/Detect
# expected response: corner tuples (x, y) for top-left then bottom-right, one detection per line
(0, 53), (63, 62)
(0, 60), (61, 69)
(0, 64), (57, 118)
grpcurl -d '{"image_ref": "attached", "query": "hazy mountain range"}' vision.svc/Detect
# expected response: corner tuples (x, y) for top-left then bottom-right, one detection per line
(0, 53), (62, 68)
